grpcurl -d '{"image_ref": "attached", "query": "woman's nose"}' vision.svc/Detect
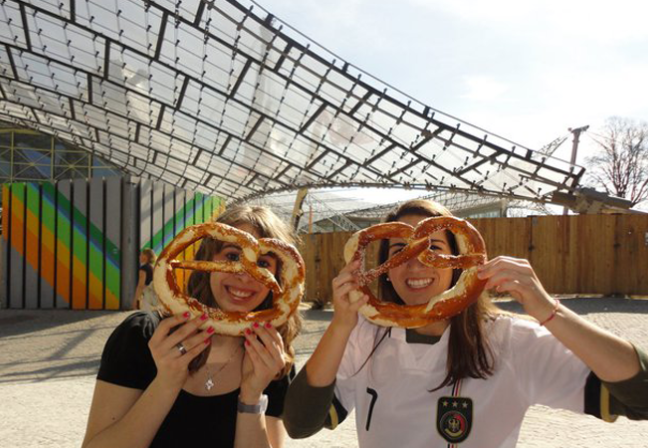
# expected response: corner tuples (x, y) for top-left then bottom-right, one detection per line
(406, 256), (426, 269)
(236, 270), (253, 281)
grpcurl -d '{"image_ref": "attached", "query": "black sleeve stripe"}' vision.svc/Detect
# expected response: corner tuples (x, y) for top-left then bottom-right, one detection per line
(584, 372), (618, 423)
(326, 395), (349, 429)
(584, 372), (602, 418)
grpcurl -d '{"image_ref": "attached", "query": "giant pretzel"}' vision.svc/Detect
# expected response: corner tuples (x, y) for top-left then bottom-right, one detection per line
(153, 222), (305, 336)
(344, 216), (487, 328)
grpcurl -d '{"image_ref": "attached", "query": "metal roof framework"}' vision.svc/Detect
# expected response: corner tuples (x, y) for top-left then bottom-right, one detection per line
(248, 188), (553, 233)
(345, 190), (551, 220)
(0, 0), (585, 205)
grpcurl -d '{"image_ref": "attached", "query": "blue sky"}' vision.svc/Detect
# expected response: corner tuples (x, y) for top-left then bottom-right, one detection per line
(255, 0), (648, 167)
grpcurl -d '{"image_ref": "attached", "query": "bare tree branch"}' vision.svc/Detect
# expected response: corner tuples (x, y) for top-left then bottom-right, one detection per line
(585, 116), (648, 207)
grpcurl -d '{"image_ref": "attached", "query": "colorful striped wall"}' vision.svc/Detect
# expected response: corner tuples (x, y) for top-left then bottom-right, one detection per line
(2, 179), (123, 309)
(137, 179), (224, 290)
(1, 178), (224, 309)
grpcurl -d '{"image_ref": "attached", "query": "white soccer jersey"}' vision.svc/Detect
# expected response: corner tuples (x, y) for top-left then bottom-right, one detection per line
(333, 315), (594, 448)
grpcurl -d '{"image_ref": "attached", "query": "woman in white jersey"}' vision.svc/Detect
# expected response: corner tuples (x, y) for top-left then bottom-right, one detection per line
(283, 199), (648, 448)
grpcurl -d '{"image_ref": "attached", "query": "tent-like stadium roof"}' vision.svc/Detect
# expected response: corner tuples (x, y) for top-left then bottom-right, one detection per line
(0, 0), (608, 208)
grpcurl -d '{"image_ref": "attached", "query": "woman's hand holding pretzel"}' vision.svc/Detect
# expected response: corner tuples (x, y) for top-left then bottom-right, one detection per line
(478, 256), (642, 383)
(148, 312), (213, 392)
(330, 260), (369, 332)
(240, 323), (287, 403)
(478, 256), (556, 322)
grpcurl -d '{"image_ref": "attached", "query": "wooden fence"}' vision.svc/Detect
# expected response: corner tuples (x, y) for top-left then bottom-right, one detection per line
(299, 215), (648, 302)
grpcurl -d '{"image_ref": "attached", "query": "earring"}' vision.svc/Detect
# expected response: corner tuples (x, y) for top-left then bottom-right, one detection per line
(386, 276), (391, 282)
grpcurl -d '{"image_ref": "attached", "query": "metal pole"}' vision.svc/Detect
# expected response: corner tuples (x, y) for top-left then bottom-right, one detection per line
(563, 125), (590, 215)
(308, 204), (313, 234)
(291, 188), (308, 230)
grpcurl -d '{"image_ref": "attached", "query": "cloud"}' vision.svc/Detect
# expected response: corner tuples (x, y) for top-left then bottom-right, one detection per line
(260, 0), (648, 154)
(461, 75), (508, 101)
(407, 0), (648, 43)
(261, 0), (394, 56)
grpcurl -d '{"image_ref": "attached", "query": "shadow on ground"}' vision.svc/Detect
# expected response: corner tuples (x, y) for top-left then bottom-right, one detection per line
(0, 310), (121, 338)
(495, 297), (648, 315)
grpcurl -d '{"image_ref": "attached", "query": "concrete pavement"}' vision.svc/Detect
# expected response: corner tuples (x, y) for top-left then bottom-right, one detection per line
(1, 297), (647, 447)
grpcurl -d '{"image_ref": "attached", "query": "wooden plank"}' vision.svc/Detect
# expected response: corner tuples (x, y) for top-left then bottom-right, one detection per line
(469, 217), (531, 260)
(151, 183), (164, 254)
(579, 215), (615, 294)
(303, 231), (354, 304)
(179, 191), (196, 291)
(174, 187), (186, 235)
(298, 233), (318, 302)
(174, 187), (186, 290)
(55, 180), (72, 308)
(194, 192), (205, 224)
(1, 185), (10, 307)
(528, 216), (562, 293)
(24, 183), (40, 309)
(88, 177), (105, 309)
(162, 184), (175, 249)
(186, 191), (197, 262)
(205, 194), (213, 222)
(211, 196), (221, 220)
(104, 177), (122, 310)
(39, 182), (56, 308)
(9, 183), (26, 308)
(613, 215), (648, 295)
(140, 179), (152, 250)
(72, 179), (88, 309)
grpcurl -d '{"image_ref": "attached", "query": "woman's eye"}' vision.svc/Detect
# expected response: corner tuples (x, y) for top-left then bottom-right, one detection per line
(430, 245), (442, 251)
(257, 259), (271, 268)
(225, 252), (240, 262)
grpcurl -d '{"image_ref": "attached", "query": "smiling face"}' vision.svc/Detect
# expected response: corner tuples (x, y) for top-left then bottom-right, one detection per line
(209, 223), (279, 313)
(386, 214), (454, 306)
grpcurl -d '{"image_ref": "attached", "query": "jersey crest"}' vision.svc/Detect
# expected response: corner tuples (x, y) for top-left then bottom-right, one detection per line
(436, 396), (473, 444)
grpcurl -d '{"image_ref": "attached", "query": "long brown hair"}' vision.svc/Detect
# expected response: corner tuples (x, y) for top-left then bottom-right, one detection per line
(185, 205), (302, 378)
(377, 199), (500, 389)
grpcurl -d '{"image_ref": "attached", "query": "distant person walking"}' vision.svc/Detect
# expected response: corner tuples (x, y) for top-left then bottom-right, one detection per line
(132, 248), (156, 311)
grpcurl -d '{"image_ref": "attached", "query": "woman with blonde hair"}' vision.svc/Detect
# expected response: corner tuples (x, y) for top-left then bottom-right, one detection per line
(84, 205), (302, 448)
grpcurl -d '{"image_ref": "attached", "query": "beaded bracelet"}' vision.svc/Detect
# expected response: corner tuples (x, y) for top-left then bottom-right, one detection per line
(539, 299), (560, 326)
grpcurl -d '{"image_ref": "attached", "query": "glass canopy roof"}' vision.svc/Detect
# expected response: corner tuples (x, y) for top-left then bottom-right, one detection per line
(0, 0), (585, 204)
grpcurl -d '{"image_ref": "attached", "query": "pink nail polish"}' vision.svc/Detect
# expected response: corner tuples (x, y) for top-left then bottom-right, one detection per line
(245, 340), (250, 346)
(200, 313), (208, 321)
(253, 322), (259, 328)
(245, 329), (252, 335)
(182, 312), (190, 319)
(204, 338), (211, 345)
(265, 322), (272, 329)
(207, 327), (215, 334)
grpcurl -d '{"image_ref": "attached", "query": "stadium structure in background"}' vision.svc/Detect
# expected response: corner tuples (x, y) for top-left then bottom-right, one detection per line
(0, 0), (635, 226)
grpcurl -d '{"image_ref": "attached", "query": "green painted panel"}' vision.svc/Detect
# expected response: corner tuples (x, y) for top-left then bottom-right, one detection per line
(194, 192), (205, 224)
(41, 183), (56, 229)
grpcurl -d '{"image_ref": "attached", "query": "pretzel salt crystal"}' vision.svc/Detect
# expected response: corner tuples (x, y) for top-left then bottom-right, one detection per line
(153, 223), (305, 336)
(344, 216), (487, 328)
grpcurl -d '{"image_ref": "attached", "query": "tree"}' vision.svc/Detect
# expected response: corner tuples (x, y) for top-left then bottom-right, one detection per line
(585, 117), (648, 207)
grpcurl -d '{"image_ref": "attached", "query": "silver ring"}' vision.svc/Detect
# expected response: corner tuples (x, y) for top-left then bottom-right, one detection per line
(175, 342), (187, 356)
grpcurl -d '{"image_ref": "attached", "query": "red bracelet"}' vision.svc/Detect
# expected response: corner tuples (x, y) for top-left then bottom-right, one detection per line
(539, 299), (560, 326)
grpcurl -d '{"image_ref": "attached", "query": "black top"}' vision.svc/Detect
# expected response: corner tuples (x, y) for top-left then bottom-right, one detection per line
(139, 264), (153, 286)
(97, 312), (293, 448)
